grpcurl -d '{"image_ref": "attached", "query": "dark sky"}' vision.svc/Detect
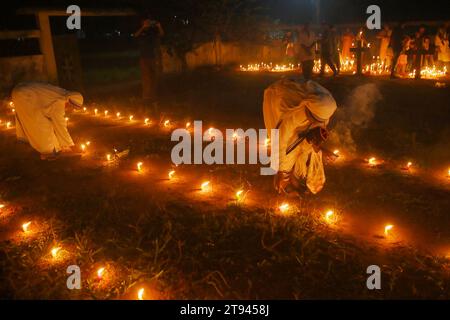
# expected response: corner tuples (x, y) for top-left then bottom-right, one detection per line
(1, 0), (449, 29)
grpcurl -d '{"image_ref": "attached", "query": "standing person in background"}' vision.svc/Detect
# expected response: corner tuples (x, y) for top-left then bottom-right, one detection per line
(390, 22), (406, 78)
(341, 28), (354, 62)
(296, 23), (317, 80)
(413, 25), (427, 79)
(330, 25), (341, 74)
(134, 14), (164, 106)
(283, 31), (296, 65)
(319, 24), (338, 77)
(435, 26), (450, 70)
(376, 24), (392, 65)
(422, 36), (434, 68)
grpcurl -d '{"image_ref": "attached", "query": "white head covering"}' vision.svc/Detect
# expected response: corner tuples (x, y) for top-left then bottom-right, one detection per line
(67, 92), (83, 108)
(303, 81), (337, 122)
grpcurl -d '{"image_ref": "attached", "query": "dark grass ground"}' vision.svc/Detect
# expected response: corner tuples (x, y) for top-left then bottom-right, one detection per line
(0, 71), (449, 299)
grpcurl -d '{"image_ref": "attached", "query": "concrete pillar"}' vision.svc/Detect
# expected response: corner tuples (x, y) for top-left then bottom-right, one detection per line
(36, 12), (58, 84)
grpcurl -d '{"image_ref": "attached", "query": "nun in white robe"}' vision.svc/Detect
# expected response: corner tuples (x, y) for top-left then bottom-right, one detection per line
(263, 79), (337, 194)
(11, 82), (83, 156)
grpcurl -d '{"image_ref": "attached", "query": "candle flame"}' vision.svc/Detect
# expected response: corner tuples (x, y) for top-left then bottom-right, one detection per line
(368, 157), (377, 166)
(333, 150), (340, 155)
(6, 121), (11, 129)
(186, 122), (191, 129)
(22, 221), (31, 232)
(137, 288), (144, 300)
(279, 203), (289, 213)
(144, 118), (150, 125)
(137, 162), (143, 172)
(129, 115), (134, 121)
(384, 224), (394, 236)
(407, 162), (412, 169)
(0, 204), (5, 209)
(9, 101), (14, 107)
(106, 154), (112, 161)
(97, 267), (105, 279)
(325, 210), (334, 223)
(51, 247), (61, 258)
(168, 170), (175, 179)
(83, 107), (87, 112)
(104, 110), (108, 116)
(86, 141), (91, 146)
(164, 120), (170, 127)
(116, 112), (121, 118)
(81, 144), (86, 152)
(94, 108), (98, 115)
(264, 138), (270, 147)
(236, 190), (244, 200)
(201, 181), (210, 192)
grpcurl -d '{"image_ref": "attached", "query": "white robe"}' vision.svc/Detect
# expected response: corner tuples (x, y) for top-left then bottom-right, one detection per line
(263, 79), (337, 194)
(11, 82), (83, 154)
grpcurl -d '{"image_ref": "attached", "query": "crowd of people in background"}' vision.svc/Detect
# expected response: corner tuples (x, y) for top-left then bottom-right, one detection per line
(283, 22), (450, 80)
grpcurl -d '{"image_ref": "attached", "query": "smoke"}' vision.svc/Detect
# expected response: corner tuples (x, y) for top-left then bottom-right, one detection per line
(328, 83), (382, 155)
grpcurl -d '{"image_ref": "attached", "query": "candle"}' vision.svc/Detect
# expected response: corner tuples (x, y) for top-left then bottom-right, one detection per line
(51, 247), (61, 259)
(94, 108), (98, 115)
(6, 122), (12, 129)
(83, 107), (87, 112)
(106, 154), (112, 161)
(116, 112), (121, 118)
(368, 157), (377, 166)
(81, 144), (86, 152)
(279, 203), (289, 213)
(168, 170), (175, 179)
(384, 224), (394, 236)
(129, 115), (134, 121)
(164, 120), (170, 127)
(235, 190), (244, 202)
(0, 204), (5, 210)
(144, 118), (151, 125)
(97, 267), (105, 279)
(104, 110), (109, 116)
(137, 288), (145, 300)
(201, 181), (210, 192)
(186, 122), (191, 129)
(22, 221), (31, 233)
(137, 162), (143, 172)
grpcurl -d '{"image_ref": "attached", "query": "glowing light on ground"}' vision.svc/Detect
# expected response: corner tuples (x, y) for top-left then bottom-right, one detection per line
(164, 120), (170, 127)
(51, 246), (61, 259)
(22, 221), (31, 233)
(144, 118), (151, 125)
(97, 267), (105, 279)
(278, 203), (290, 214)
(201, 181), (211, 192)
(137, 288), (145, 300)
(116, 112), (121, 118)
(129, 115), (134, 121)
(94, 109), (98, 115)
(186, 122), (191, 129)
(104, 110), (109, 116)
(324, 210), (336, 224)
(137, 162), (143, 173)
(106, 154), (112, 161)
(6, 122), (12, 129)
(235, 189), (244, 202)
(384, 224), (394, 237)
(168, 170), (175, 180)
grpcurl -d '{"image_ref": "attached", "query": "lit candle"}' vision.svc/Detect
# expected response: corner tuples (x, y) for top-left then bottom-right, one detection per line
(129, 115), (134, 121)
(164, 120), (170, 127)
(201, 181), (210, 192)
(6, 122), (12, 129)
(81, 144), (86, 152)
(384, 224), (394, 236)
(144, 118), (150, 125)
(22, 221), (31, 233)
(137, 162), (143, 172)
(104, 110), (109, 116)
(116, 112), (121, 118)
(186, 122), (191, 129)
(324, 210), (335, 224)
(137, 288), (145, 300)
(333, 150), (340, 156)
(106, 154), (112, 161)
(0, 204), (4, 210)
(9, 101), (14, 108)
(368, 157), (377, 166)
(83, 107), (87, 112)
(94, 108), (98, 115)
(168, 170), (175, 180)
(51, 247), (61, 259)
(279, 203), (289, 213)
(86, 141), (91, 146)
(97, 267), (105, 279)
(235, 190), (244, 201)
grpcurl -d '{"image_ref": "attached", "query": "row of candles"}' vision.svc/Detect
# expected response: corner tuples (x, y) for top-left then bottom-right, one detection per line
(239, 59), (448, 79)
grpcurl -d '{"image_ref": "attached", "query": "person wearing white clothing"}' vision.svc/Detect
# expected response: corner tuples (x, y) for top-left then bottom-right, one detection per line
(11, 82), (83, 160)
(263, 78), (338, 194)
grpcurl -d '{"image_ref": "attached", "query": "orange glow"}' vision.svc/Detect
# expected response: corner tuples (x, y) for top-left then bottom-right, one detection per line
(51, 247), (61, 259)
(86, 141), (91, 146)
(235, 190), (244, 202)
(22, 221), (31, 233)
(94, 108), (98, 115)
(333, 150), (340, 155)
(144, 118), (150, 125)
(80, 144), (86, 152)
(324, 210), (335, 224)
(9, 101), (14, 108)
(279, 203), (290, 213)
(97, 267), (105, 279)
(447, 168), (450, 177)
(168, 170), (175, 179)
(186, 122), (191, 129)
(384, 224), (394, 236)
(116, 112), (121, 118)
(83, 107), (87, 112)
(0, 204), (5, 210)
(164, 120), (170, 127)
(137, 162), (143, 172)
(201, 181), (211, 192)
(106, 154), (112, 161)
(6, 121), (12, 129)
(137, 288), (145, 300)
(129, 115), (134, 121)
(264, 138), (270, 147)
(104, 110), (109, 116)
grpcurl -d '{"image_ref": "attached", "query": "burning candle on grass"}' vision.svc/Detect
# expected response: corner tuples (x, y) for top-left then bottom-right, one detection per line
(22, 221), (31, 233)
(51, 246), (61, 259)
(278, 203), (290, 214)
(144, 118), (151, 125)
(97, 267), (105, 280)
(384, 224), (394, 237)
(137, 162), (144, 173)
(129, 115), (134, 121)
(163, 120), (170, 128)
(324, 210), (335, 224)
(201, 181), (211, 192)
(116, 112), (121, 118)
(168, 170), (175, 180)
(104, 110), (109, 116)
(137, 288), (145, 300)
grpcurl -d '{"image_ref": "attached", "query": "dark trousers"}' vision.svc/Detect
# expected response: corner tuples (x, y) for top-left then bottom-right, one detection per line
(301, 60), (314, 80)
(390, 50), (401, 76)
